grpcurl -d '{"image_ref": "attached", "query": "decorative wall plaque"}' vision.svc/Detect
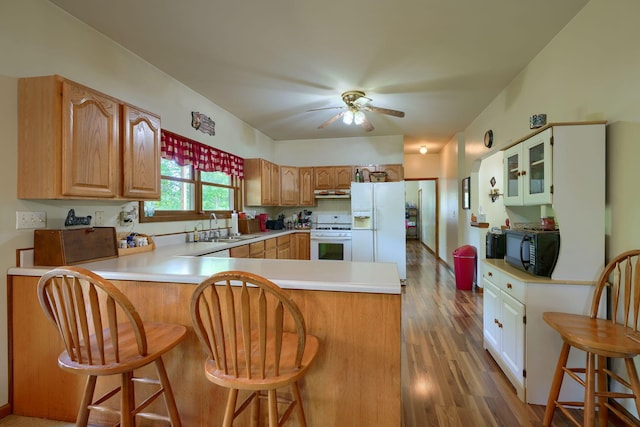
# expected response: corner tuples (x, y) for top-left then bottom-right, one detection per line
(191, 111), (216, 136)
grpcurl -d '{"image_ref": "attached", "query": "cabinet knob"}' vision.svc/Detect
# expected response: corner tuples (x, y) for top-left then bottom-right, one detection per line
(494, 318), (499, 324)
(521, 170), (527, 176)
(488, 272), (493, 277)
(507, 283), (513, 289)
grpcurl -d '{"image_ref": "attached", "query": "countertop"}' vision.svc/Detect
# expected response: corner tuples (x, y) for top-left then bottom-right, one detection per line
(483, 258), (596, 285)
(9, 229), (402, 294)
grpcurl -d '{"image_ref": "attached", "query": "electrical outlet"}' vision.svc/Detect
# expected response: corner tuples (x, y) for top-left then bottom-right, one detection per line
(95, 211), (104, 226)
(16, 211), (46, 229)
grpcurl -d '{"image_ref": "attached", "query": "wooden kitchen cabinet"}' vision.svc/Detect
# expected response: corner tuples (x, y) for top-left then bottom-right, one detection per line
(378, 164), (404, 181)
(229, 244), (249, 258)
(277, 235), (290, 259)
(291, 232), (310, 260)
(298, 167), (315, 206)
(249, 241), (265, 258)
(244, 158), (280, 206)
(357, 164), (404, 182)
(314, 166), (353, 190)
(18, 75), (161, 200)
(264, 238), (277, 259)
(121, 104), (161, 199)
(280, 166), (298, 206)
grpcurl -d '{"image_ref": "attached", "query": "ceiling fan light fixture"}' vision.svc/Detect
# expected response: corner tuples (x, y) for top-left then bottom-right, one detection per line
(419, 145), (428, 154)
(343, 110), (354, 125)
(354, 110), (366, 125)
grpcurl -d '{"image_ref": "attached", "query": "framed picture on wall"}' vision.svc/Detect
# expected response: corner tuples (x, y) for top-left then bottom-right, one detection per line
(462, 177), (470, 210)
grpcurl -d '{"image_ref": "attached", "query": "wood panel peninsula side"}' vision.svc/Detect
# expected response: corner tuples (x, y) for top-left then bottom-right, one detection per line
(8, 237), (401, 427)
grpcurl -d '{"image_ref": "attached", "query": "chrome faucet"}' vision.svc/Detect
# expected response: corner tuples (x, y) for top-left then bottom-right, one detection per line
(209, 213), (218, 241)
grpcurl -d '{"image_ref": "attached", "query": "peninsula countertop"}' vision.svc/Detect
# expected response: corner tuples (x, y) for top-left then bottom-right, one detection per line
(8, 230), (402, 294)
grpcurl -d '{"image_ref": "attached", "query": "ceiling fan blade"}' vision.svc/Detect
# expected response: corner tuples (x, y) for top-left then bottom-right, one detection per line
(365, 105), (405, 118)
(360, 115), (374, 132)
(318, 111), (345, 129)
(306, 106), (345, 113)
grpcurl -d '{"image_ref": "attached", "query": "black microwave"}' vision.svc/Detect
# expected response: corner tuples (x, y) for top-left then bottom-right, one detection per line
(504, 229), (560, 277)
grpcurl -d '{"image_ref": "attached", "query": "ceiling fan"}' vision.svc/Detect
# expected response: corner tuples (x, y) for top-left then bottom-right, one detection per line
(309, 90), (405, 132)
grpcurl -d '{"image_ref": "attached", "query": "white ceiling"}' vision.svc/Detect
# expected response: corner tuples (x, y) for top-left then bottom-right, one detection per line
(49, 0), (589, 154)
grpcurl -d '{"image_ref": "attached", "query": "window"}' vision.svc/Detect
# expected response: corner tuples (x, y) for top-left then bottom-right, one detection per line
(139, 130), (244, 223)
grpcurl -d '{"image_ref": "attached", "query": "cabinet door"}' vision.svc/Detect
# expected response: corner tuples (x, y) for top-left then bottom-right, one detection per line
(500, 291), (525, 384)
(522, 129), (552, 205)
(503, 144), (522, 206)
(334, 166), (354, 189)
(61, 80), (119, 197)
(280, 166), (298, 205)
(229, 244), (249, 258)
(260, 160), (272, 204)
(379, 164), (404, 182)
(482, 280), (501, 353)
(314, 167), (333, 190)
(270, 163), (280, 205)
(122, 105), (161, 199)
(299, 167), (315, 206)
(291, 233), (310, 260)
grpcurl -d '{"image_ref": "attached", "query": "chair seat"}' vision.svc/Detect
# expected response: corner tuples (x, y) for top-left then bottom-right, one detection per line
(204, 332), (319, 390)
(58, 321), (187, 376)
(543, 312), (640, 358)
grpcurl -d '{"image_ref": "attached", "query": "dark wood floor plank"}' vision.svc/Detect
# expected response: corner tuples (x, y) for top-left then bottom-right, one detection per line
(402, 240), (589, 427)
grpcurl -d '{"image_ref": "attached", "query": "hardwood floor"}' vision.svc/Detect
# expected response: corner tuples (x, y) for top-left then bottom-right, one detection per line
(402, 239), (586, 427)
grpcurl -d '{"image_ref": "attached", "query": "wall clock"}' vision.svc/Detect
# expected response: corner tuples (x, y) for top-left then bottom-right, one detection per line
(484, 129), (493, 148)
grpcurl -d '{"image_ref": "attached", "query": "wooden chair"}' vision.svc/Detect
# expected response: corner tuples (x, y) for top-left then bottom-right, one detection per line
(37, 266), (187, 427)
(543, 249), (640, 426)
(190, 271), (320, 427)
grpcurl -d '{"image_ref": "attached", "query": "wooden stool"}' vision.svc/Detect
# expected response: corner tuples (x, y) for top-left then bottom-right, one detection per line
(38, 267), (187, 426)
(543, 250), (640, 426)
(190, 270), (320, 426)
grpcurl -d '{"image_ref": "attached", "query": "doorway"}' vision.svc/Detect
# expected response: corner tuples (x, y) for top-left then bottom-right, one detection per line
(405, 178), (438, 255)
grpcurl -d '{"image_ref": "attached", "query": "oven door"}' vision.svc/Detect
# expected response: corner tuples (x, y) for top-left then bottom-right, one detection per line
(310, 235), (352, 261)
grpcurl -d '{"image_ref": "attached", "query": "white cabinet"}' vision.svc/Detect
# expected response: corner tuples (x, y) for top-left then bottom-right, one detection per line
(483, 268), (525, 398)
(482, 259), (598, 405)
(503, 128), (552, 206)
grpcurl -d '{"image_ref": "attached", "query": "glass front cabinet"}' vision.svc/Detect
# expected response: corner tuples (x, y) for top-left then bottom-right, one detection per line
(503, 128), (553, 206)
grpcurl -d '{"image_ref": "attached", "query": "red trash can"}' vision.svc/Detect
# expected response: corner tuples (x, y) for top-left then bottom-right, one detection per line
(453, 245), (477, 290)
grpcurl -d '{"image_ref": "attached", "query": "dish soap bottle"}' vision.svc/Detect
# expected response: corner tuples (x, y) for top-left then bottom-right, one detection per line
(193, 227), (199, 242)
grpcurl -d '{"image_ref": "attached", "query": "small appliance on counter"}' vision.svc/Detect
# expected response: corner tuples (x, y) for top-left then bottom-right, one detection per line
(504, 228), (560, 277)
(485, 229), (506, 259)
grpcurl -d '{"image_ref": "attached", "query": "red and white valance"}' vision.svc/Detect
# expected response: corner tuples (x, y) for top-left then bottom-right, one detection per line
(161, 129), (244, 179)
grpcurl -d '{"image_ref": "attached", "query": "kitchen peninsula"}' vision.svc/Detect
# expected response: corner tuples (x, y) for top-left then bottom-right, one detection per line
(8, 230), (401, 426)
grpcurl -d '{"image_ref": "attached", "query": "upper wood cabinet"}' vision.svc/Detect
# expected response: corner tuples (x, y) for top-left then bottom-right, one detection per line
(280, 166), (299, 206)
(298, 167), (315, 206)
(314, 166), (353, 190)
(244, 158), (280, 206)
(122, 104), (161, 199)
(358, 164), (404, 182)
(18, 75), (161, 200)
(378, 164), (404, 182)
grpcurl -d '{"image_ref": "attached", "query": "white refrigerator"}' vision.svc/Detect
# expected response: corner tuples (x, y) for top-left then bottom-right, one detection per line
(351, 182), (407, 281)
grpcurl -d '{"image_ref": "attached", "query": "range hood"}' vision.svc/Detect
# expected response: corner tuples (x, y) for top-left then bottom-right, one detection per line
(314, 189), (351, 199)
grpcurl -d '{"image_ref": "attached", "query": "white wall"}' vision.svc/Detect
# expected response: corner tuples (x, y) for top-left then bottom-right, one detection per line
(404, 153), (440, 179)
